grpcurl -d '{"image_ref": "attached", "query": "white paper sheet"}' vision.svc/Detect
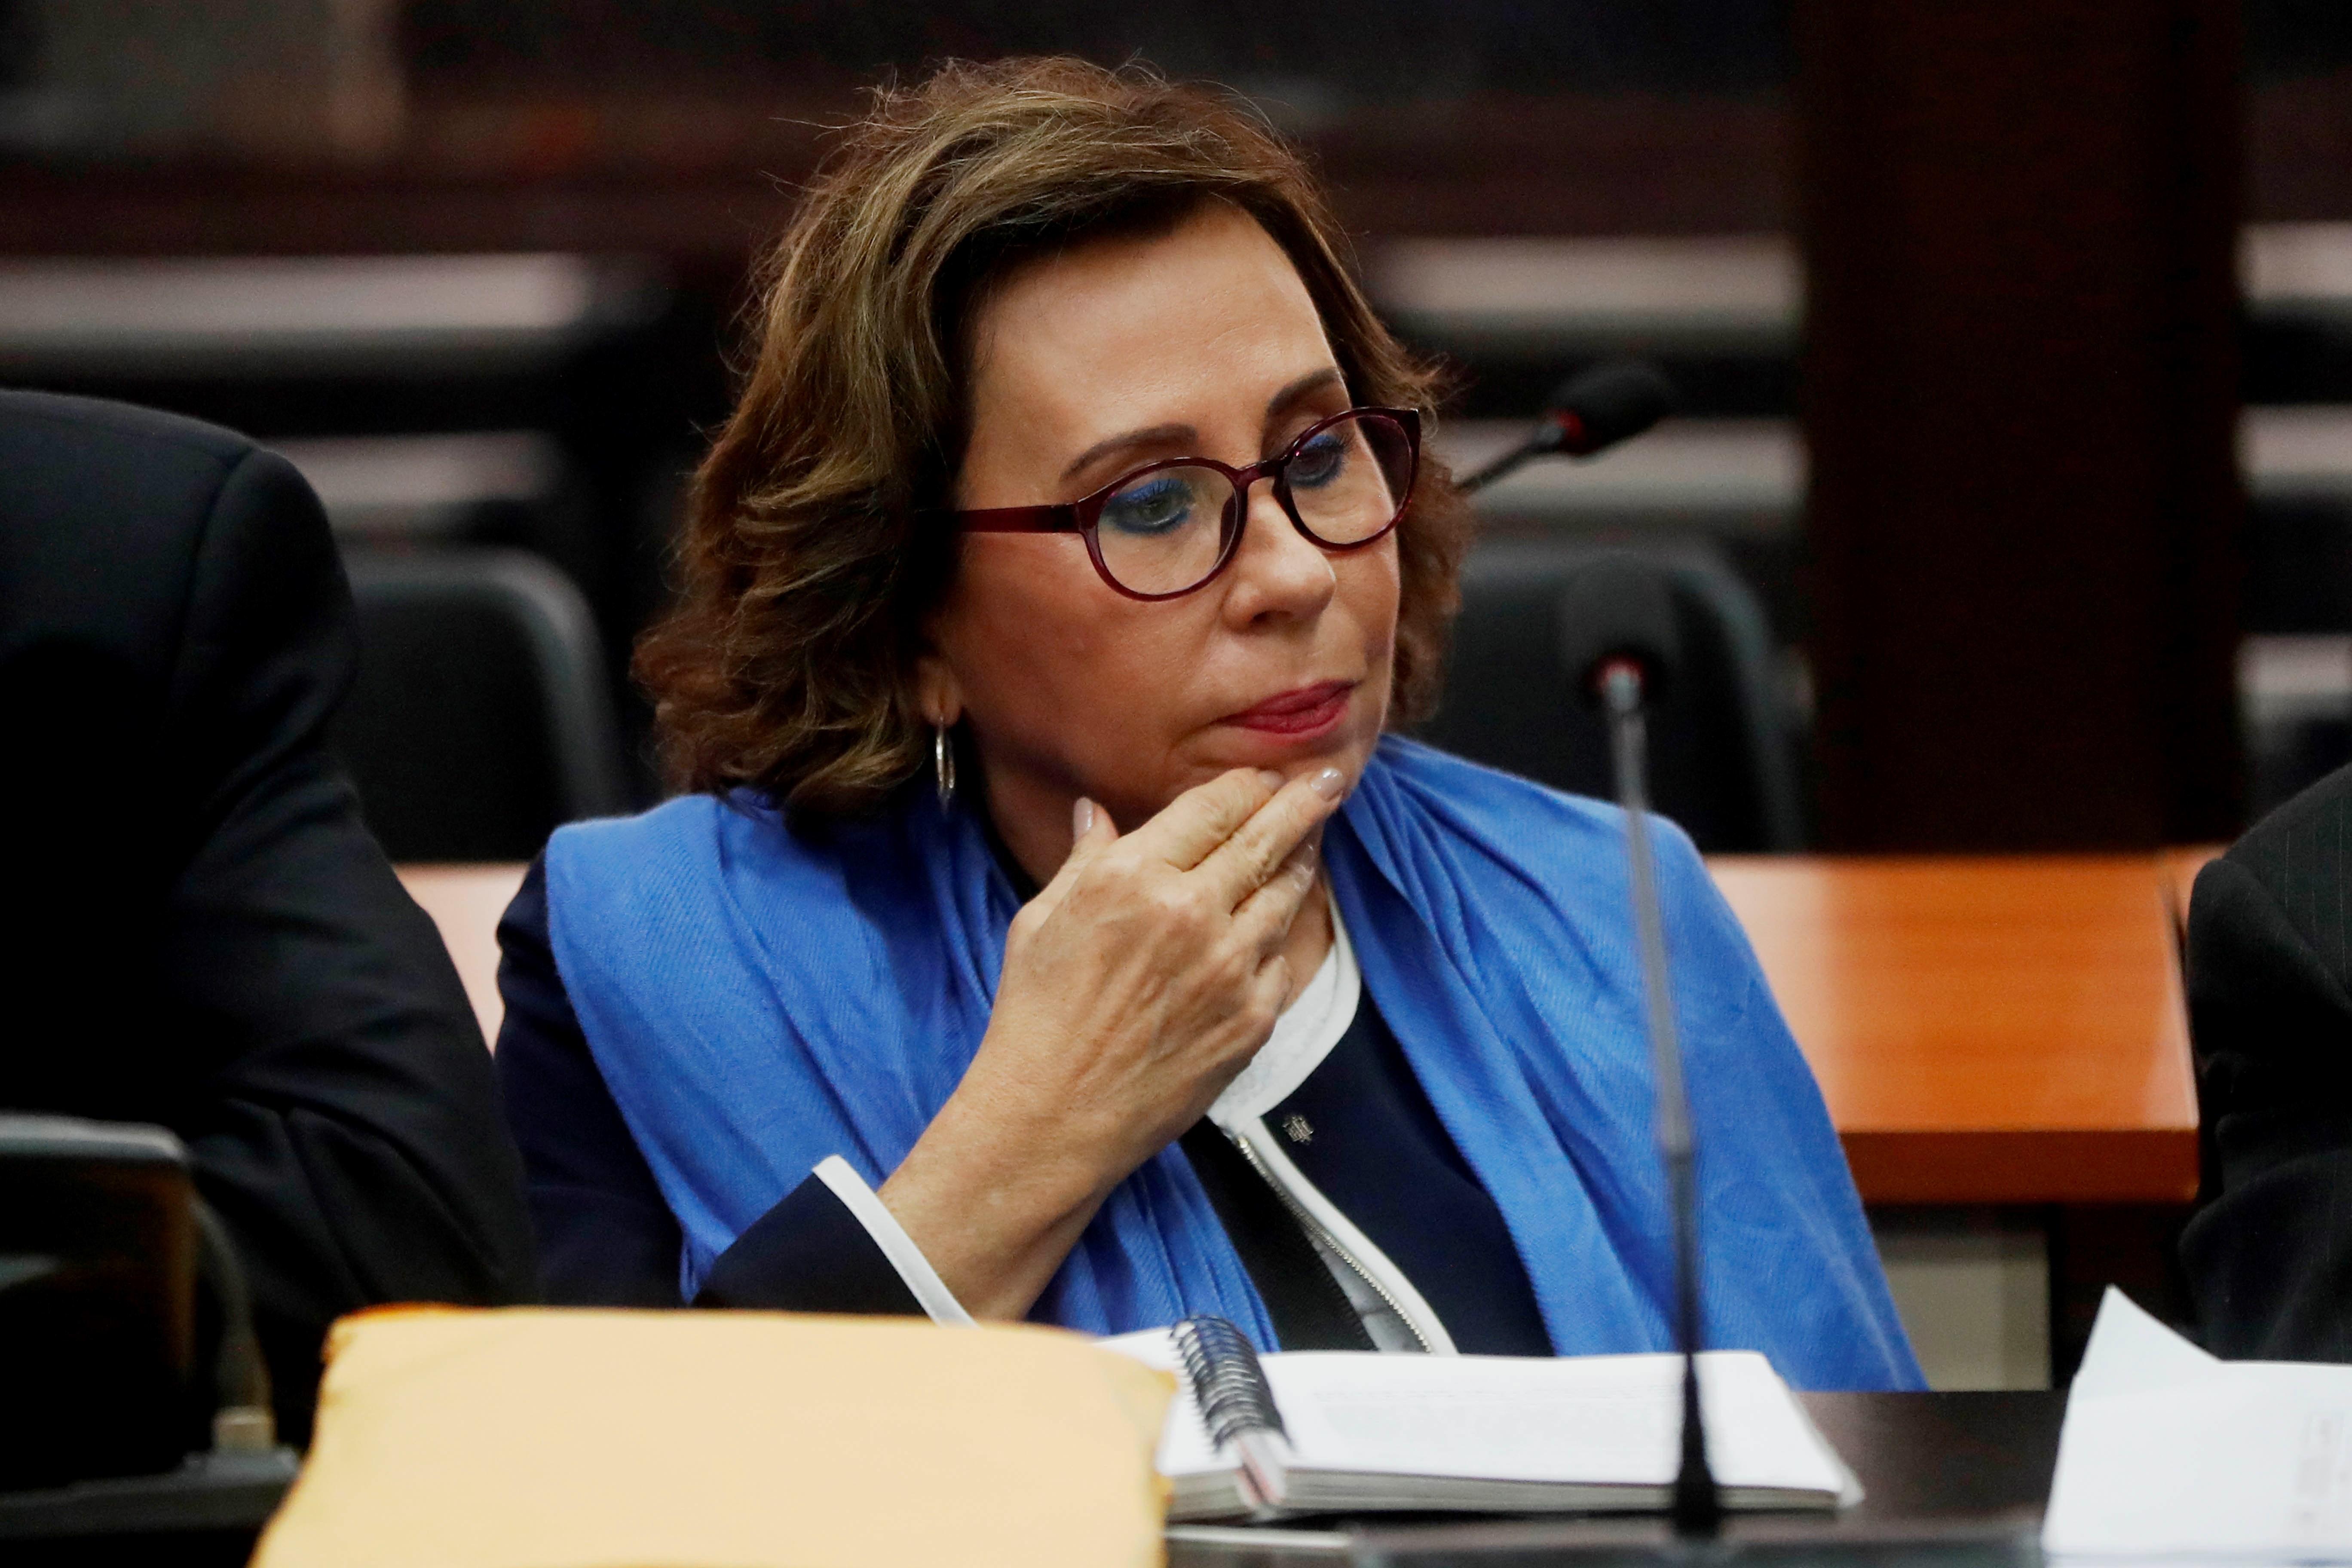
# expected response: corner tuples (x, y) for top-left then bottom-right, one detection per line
(2043, 1288), (2352, 1560)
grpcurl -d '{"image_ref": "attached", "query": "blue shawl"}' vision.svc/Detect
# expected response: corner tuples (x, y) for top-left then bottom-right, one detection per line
(545, 737), (1921, 1390)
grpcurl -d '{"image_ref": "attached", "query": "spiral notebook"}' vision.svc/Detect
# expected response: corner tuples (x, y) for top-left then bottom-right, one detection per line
(1112, 1316), (1861, 1523)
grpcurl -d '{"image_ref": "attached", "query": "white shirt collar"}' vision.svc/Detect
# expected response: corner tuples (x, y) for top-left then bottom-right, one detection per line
(1209, 896), (1361, 1126)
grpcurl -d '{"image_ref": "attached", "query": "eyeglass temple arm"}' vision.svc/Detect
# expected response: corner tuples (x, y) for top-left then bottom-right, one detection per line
(948, 505), (1081, 534)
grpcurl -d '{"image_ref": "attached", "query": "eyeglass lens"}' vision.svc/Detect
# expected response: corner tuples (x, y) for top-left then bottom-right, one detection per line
(1090, 412), (1413, 597)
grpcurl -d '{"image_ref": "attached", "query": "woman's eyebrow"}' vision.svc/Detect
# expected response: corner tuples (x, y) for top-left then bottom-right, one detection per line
(1264, 366), (1346, 420)
(1054, 367), (1344, 484)
(1059, 423), (1195, 484)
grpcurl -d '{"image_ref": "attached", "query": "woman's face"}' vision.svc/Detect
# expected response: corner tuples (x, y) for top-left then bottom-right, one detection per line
(925, 202), (1401, 861)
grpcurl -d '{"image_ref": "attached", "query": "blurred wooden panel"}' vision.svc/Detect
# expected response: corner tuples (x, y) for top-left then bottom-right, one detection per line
(400, 861), (527, 1047)
(0, 93), (1790, 263)
(1710, 854), (2199, 1204)
(1794, 0), (2244, 850)
(2251, 65), (2352, 223)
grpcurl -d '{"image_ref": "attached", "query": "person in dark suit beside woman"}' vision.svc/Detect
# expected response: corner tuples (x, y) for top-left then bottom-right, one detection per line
(0, 389), (539, 1443)
(2182, 761), (2352, 1361)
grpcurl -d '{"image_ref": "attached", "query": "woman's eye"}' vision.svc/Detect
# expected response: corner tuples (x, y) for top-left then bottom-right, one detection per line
(1288, 433), (1349, 489)
(1100, 475), (1200, 536)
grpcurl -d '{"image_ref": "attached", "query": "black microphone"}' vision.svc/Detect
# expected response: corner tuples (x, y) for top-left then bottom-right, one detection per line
(1456, 360), (1678, 496)
(1557, 554), (1722, 1537)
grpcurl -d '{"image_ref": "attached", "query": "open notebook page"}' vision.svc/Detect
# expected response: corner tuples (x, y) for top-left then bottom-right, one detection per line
(1265, 1351), (1852, 1497)
(1109, 1336), (1856, 1503)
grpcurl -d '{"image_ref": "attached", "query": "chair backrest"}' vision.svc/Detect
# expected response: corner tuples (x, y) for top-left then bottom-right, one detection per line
(1414, 541), (1805, 851)
(334, 548), (630, 862)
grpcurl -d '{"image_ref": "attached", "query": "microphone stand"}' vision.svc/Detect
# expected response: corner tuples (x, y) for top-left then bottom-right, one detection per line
(1599, 657), (1724, 1537)
(1457, 360), (1677, 496)
(1455, 412), (1580, 496)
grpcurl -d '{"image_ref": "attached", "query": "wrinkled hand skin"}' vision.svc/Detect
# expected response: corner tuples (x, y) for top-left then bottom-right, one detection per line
(880, 764), (1345, 1319)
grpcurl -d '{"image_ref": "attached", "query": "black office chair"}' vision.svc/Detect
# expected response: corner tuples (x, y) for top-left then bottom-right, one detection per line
(1415, 542), (1805, 851)
(334, 548), (632, 862)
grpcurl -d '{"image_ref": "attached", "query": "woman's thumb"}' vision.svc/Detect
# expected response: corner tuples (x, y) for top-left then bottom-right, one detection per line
(1032, 796), (1118, 915)
(1067, 795), (1121, 858)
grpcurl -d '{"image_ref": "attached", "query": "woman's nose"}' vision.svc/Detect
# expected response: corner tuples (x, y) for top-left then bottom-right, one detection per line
(1221, 477), (1337, 626)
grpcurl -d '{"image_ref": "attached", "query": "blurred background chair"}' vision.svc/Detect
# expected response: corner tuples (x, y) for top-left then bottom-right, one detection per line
(0, 251), (715, 804)
(1418, 542), (1805, 853)
(335, 548), (631, 862)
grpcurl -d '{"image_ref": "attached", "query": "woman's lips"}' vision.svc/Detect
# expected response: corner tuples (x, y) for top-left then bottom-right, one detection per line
(1223, 680), (1356, 736)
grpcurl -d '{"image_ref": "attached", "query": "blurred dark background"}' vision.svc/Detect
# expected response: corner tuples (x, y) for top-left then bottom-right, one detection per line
(4, 0), (2352, 859)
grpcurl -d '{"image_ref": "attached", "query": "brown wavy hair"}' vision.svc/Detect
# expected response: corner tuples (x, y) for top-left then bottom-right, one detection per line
(639, 55), (1475, 815)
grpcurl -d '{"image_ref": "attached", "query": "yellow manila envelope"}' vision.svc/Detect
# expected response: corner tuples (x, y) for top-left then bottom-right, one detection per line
(252, 1306), (1174, 1568)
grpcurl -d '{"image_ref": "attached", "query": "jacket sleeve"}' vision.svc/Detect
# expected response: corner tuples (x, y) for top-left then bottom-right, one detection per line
(2180, 846), (2352, 1363)
(153, 447), (540, 1442)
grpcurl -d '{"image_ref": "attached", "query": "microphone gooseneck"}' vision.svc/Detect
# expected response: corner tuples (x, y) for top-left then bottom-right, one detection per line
(1599, 662), (1722, 1537)
(1563, 555), (1721, 1536)
(1455, 360), (1677, 496)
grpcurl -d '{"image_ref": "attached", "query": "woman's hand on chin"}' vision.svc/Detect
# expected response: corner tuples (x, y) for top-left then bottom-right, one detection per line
(879, 763), (1344, 1320)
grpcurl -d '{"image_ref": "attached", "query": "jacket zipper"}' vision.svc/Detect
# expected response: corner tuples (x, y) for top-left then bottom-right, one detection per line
(1224, 1125), (1434, 1354)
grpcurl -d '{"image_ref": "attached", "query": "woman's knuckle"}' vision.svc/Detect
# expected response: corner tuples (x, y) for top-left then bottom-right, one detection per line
(1150, 882), (1200, 929)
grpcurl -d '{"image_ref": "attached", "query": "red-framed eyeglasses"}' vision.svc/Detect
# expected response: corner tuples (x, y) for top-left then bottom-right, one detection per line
(940, 406), (1420, 601)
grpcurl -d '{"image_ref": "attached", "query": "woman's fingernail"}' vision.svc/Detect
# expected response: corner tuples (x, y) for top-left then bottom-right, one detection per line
(1257, 769), (1286, 792)
(1072, 797), (1095, 837)
(1294, 842), (1319, 877)
(1308, 767), (1347, 800)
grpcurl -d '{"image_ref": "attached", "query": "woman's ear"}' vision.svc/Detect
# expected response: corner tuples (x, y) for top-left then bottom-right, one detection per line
(914, 649), (964, 729)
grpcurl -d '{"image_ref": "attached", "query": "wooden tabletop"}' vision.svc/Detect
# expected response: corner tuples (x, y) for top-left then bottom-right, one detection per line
(398, 854), (2204, 1207)
(1710, 855), (2198, 1205)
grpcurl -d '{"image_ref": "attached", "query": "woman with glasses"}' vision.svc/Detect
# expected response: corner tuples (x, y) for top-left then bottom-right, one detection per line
(495, 57), (1919, 1387)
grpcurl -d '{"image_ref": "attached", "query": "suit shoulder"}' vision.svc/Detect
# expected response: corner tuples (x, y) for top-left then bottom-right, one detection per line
(2211, 764), (2352, 983)
(2226, 763), (2352, 891)
(0, 391), (326, 549)
(0, 393), (321, 614)
(0, 389), (260, 475)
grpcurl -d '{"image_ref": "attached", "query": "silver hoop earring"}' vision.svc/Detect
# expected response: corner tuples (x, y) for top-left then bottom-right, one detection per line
(933, 724), (957, 808)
